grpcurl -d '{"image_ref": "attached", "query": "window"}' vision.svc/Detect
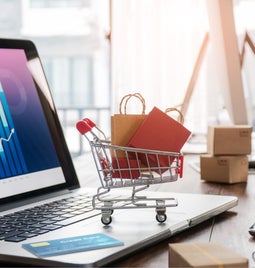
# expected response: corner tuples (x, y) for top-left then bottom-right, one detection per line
(233, 0), (255, 128)
(0, 0), (111, 156)
(30, 0), (91, 8)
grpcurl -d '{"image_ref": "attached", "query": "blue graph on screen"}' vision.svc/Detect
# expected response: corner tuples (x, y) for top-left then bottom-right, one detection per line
(0, 82), (28, 179)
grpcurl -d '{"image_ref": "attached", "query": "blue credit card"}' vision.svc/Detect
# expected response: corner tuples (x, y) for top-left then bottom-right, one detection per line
(22, 233), (124, 257)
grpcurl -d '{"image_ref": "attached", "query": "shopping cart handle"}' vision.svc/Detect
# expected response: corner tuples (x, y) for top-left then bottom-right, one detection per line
(76, 118), (96, 134)
(83, 118), (96, 128)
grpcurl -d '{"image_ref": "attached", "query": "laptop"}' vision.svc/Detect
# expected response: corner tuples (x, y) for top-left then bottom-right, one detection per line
(0, 38), (237, 267)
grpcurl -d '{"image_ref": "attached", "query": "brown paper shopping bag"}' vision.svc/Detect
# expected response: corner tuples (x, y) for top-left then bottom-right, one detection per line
(111, 93), (147, 158)
(127, 106), (191, 173)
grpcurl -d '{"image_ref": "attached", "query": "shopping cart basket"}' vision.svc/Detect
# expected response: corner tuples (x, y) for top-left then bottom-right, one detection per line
(76, 118), (184, 225)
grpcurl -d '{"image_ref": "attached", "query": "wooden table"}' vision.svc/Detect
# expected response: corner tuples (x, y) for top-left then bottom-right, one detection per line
(75, 153), (255, 267)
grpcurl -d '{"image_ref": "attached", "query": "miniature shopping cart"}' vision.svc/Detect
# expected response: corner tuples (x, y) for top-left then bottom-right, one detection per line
(76, 118), (184, 225)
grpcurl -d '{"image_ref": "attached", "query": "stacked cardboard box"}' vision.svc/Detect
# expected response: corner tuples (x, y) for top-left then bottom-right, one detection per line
(200, 125), (252, 184)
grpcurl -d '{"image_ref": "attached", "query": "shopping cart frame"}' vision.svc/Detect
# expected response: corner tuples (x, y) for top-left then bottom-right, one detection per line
(76, 118), (184, 225)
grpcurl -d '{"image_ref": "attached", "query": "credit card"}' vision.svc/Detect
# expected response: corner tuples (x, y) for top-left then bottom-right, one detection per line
(22, 233), (124, 257)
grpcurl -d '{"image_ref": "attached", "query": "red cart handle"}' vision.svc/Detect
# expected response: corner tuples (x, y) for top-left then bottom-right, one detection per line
(76, 118), (96, 135)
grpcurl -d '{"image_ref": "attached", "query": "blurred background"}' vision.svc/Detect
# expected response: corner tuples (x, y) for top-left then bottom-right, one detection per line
(0, 0), (254, 156)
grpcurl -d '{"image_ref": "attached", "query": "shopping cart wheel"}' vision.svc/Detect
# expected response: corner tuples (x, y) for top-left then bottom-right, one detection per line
(156, 213), (167, 223)
(101, 215), (112, 225)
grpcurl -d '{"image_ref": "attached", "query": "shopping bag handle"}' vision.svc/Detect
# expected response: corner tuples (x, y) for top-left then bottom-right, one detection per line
(76, 118), (96, 134)
(165, 107), (184, 125)
(119, 93), (146, 114)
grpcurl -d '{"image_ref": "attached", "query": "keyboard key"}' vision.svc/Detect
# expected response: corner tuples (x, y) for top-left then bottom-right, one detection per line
(5, 236), (26, 243)
(19, 232), (38, 238)
(30, 229), (49, 235)
(41, 224), (62, 231)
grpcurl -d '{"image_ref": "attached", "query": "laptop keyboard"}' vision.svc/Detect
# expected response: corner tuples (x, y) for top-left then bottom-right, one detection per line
(0, 193), (100, 243)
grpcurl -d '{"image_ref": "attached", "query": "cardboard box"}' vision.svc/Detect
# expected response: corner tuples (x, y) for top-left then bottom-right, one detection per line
(200, 155), (248, 184)
(207, 125), (252, 155)
(169, 242), (248, 267)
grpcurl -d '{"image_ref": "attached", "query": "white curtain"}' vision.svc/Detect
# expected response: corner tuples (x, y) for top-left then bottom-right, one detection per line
(111, 0), (209, 133)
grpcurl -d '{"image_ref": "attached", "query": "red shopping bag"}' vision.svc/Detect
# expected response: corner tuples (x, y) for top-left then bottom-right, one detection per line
(111, 157), (141, 179)
(127, 106), (191, 173)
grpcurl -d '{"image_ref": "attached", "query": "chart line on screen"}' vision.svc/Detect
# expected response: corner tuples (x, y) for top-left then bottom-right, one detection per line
(0, 128), (14, 144)
(0, 82), (28, 179)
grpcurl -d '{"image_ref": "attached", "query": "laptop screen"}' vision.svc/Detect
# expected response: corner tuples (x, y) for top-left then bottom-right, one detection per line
(0, 39), (79, 201)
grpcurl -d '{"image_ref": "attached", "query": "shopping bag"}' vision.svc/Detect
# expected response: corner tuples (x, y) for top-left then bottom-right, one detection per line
(111, 157), (141, 179)
(127, 106), (191, 173)
(111, 93), (147, 157)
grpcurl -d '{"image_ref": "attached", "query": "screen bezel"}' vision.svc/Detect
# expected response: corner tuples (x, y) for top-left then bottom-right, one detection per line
(0, 38), (80, 205)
